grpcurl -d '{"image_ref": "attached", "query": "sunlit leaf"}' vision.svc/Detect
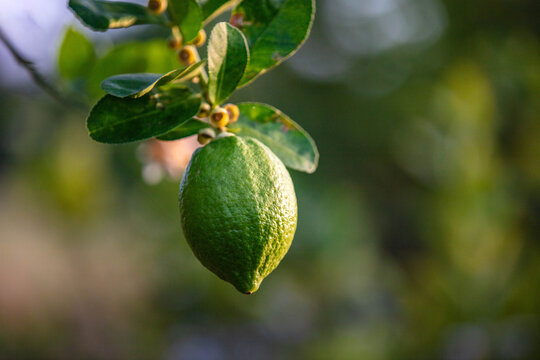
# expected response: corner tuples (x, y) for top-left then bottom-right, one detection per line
(168, 0), (203, 42)
(232, 0), (314, 86)
(58, 27), (96, 80)
(207, 22), (249, 105)
(101, 61), (205, 98)
(68, 0), (167, 31)
(87, 86), (201, 143)
(230, 102), (318, 173)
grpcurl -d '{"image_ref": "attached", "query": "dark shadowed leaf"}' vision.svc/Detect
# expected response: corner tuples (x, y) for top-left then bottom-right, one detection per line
(68, 0), (167, 31)
(58, 27), (96, 80)
(230, 102), (318, 173)
(207, 22), (249, 105)
(157, 118), (211, 140)
(232, 0), (314, 86)
(168, 0), (203, 42)
(101, 61), (205, 98)
(87, 86), (201, 143)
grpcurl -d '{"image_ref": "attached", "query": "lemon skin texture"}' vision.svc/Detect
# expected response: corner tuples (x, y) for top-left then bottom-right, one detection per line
(179, 136), (297, 294)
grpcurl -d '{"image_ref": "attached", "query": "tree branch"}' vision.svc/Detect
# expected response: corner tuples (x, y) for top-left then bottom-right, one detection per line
(0, 27), (86, 108)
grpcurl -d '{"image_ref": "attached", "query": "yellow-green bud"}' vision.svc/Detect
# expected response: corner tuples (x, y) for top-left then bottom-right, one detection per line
(178, 46), (197, 65)
(168, 35), (182, 49)
(223, 103), (240, 124)
(197, 128), (215, 145)
(197, 103), (211, 118)
(147, 0), (167, 14)
(210, 107), (230, 128)
(191, 30), (207, 47)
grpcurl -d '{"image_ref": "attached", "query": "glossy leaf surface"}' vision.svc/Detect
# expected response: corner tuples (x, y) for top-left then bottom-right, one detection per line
(207, 22), (249, 105)
(230, 102), (318, 173)
(87, 87), (201, 143)
(69, 0), (167, 31)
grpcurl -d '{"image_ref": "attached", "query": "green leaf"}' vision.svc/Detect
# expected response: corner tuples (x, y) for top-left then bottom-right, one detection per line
(87, 86), (201, 143)
(157, 118), (210, 140)
(101, 61), (205, 98)
(101, 73), (162, 98)
(168, 0), (203, 42)
(68, 0), (167, 31)
(200, 0), (238, 23)
(232, 0), (314, 86)
(208, 22), (249, 105)
(58, 27), (96, 79)
(230, 102), (318, 173)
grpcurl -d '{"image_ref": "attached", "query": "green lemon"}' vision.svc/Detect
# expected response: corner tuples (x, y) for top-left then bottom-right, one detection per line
(179, 135), (297, 294)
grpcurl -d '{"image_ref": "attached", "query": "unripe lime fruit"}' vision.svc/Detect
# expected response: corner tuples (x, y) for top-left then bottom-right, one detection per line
(179, 136), (297, 294)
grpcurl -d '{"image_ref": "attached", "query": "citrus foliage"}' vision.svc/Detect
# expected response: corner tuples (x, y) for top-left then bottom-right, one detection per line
(65, 0), (318, 292)
(66, 0), (318, 172)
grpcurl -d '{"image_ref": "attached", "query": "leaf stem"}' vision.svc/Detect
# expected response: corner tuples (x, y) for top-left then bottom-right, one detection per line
(192, 47), (210, 103)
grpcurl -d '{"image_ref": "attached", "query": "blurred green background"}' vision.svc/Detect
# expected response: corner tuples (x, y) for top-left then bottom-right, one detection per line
(1, 0), (540, 359)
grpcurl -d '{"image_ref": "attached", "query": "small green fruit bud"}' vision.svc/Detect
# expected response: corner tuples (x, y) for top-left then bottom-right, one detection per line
(197, 103), (211, 118)
(197, 128), (215, 145)
(168, 27), (182, 49)
(223, 104), (240, 124)
(168, 35), (182, 49)
(178, 46), (196, 66)
(210, 108), (230, 128)
(191, 30), (207, 47)
(148, 0), (167, 14)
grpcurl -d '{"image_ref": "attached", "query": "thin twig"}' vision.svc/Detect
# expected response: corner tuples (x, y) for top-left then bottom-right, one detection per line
(0, 27), (86, 108)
